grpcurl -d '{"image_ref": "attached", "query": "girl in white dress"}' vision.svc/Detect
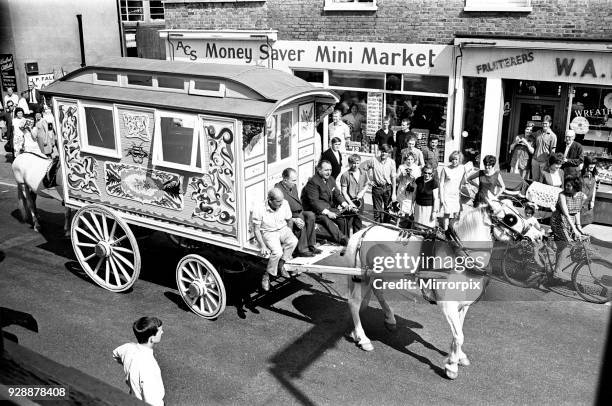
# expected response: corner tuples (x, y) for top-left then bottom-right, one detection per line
(396, 152), (421, 215)
(439, 151), (466, 230)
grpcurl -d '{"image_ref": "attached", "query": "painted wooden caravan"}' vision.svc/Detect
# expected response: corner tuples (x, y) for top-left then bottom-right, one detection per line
(41, 57), (338, 318)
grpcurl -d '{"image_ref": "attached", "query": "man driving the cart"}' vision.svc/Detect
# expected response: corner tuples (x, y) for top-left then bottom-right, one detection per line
(252, 188), (298, 291)
(301, 160), (351, 246)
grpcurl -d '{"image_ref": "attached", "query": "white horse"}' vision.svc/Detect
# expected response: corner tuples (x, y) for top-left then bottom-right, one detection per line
(11, 152), (70, 232)
(343, 206), (495, 380)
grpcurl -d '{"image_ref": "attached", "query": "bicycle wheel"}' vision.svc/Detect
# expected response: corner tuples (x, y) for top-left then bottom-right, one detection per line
(501, 248), (546, 288)
(571, 258), (612, 304)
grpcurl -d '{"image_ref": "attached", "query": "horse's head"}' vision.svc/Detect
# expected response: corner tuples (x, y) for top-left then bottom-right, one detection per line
(452, 206), (494, 269)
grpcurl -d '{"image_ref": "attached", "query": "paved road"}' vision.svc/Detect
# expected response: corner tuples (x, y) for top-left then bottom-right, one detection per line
(0, 159), (609, 405)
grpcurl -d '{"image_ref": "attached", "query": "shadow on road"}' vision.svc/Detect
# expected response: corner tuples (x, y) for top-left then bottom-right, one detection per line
(0, 307), (39, 348)
(265, 292), (448, 404)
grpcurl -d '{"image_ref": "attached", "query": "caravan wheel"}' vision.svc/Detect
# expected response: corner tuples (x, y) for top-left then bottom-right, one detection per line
(176, 254), (226, 319)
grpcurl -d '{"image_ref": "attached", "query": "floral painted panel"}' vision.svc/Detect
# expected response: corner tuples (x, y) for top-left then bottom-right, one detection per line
(58, 103), (100, 195)
(105, 162), (183, 211)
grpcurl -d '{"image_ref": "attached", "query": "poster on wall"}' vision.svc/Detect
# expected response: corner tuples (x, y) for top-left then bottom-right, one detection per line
(366, 92), (383, 139)
(0, 54), (17, 91)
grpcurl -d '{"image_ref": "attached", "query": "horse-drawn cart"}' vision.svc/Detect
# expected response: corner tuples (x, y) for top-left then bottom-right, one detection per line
(41, 57), (341, 319)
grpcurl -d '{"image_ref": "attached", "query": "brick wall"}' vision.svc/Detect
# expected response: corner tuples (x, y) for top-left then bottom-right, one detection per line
(164, 0), (612, 44)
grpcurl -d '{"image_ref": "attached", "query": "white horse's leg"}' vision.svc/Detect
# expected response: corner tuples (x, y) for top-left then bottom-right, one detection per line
(16, 183), (28, 223)
(347, 276), (374, 351)
(23, 185), (41, 232)
(456, 304), (470, 366)
(371, 283), (397, 330)
(440, 300), (464, 380)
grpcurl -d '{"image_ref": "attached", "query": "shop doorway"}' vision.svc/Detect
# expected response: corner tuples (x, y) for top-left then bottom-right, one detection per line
(502, 98), (564, 165)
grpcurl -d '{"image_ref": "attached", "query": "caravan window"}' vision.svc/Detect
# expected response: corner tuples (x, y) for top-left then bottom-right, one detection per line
(153, 112), (202, 172)
(79, 102), (121, 158)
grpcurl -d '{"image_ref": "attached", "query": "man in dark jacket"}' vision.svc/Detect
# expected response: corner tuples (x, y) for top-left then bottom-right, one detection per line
(301, 160), (350, 245)
(394, 118), (415, 168)
(560, 129), (584, 177)
(275, 168), (321, 257)
(321, 137), (343, 179)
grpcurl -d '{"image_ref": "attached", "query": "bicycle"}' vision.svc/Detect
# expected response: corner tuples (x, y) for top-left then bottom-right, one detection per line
(501, 235), (612, 304)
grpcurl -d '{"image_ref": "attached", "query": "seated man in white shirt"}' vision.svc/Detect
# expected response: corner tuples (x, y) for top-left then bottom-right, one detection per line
(252, 188), (298, 291)
(113, 316), (165, 406)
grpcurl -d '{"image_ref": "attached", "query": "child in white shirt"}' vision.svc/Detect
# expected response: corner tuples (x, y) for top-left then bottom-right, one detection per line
(523, 204), (545, 267)
(113, 317), (165, 406)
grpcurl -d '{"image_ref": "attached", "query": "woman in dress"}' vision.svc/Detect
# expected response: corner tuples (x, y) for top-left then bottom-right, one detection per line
(396, 152), (421, 215)
(466, 155), (505, 207)
(11, 107), (27, 157)
(410, 163), (439, 228)
(509, 124), (534, 179)
(537, 153), (565, 187)
(550, 176), (587, 277)
(439, 151), (466, 230)
(580, 156), (598, 226)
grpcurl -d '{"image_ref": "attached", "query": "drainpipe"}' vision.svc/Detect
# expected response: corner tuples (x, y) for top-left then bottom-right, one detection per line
(77, 14), (86, 67)
(116, 0), (125, 57)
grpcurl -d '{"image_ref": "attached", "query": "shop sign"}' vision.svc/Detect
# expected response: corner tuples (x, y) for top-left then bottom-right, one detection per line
(0, 54), (17, 91)
(165, 38), (452, 75)
(27, 73), (55, 89)
(464, 48), (612, 86)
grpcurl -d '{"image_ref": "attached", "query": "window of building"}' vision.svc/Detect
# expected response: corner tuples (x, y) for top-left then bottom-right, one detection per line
(464, 0), (532, 12)
(80, 103), (121, 158)
(126, 74), (153, 87)
(149, 0), (164, 20)
(403, 74), (449, 95)
(120, 0), (144, 22)
(153, 113), (202, 172)
(324, 0), (377, 11)
(267, 110), (293, 165)
(329, 70), (385, 90)
(293, 69), (324, 85)
(569, 86), (612, 162)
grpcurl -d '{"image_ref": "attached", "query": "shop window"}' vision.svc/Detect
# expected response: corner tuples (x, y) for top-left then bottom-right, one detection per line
(157, 75), (185, 90)
(153, 113), (202, 172)
(334, 90), (368, 151)
(80, 103), (121, 158)
(120, 0), (144, 21)
(329, 70), (385, 90)
(385, 74), (402, 91)
(267, 110), (293, 165)
(324, 0), (377, 11)
(127, 74), (153, 87)
(403, 74), (449, 95)
(293, 70), (324, 85)
(517, 80), (562, 97)
(461, 77), (486, 165)
(464, 0), (532, 12)
(570, 86), (612, 162)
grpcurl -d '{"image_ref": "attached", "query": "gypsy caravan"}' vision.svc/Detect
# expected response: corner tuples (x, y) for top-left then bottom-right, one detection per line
(42, 57), (338, 318)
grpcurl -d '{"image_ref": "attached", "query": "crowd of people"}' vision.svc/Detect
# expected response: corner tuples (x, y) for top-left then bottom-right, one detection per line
(1, 85), (56, 159)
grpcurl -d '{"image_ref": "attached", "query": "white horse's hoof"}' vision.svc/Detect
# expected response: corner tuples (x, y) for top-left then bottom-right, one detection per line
(458, 357), (471, 367)
(347, 331), (374, 352)
(445, 366), (459, 380)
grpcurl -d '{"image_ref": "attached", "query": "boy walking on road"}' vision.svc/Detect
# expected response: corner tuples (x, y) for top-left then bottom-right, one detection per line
(113, 316), (165, 406)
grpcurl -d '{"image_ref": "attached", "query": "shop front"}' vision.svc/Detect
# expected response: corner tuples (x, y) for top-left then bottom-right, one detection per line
(455, 38), (612, 224)
(160, 30), (455, 167)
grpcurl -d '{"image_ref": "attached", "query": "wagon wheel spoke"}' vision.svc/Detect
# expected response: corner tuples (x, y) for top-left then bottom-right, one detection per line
(75, 226), (99, 243)
(80, 215), (103, 241)
(112, 251), (135, 270)
(110, 234), (128, 246)
(90, 212), (106, 242)
(101, 213), (109, 240)
(112, 254), (132, 282)
(108, 256), (122, 287)
(113, 246), (134, 255)
(109, 221), (117, 240)
(105, 260), (110, 285)
(94, 257), (104, 275)
(77, 242), (97, 248)
(84, 252), (97, 261)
